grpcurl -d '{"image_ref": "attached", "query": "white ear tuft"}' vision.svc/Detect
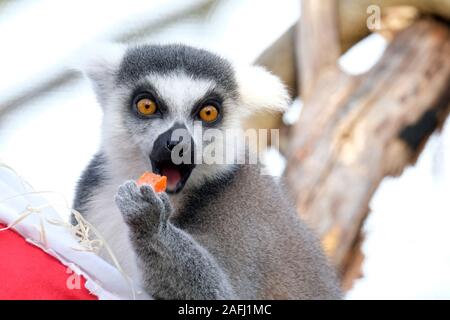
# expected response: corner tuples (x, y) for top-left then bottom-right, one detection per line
(235, 65), (291, 115)
(69, 43), (127, 100)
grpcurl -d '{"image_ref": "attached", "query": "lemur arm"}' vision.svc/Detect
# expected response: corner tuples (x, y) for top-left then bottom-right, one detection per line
(115, 181), (236, 300)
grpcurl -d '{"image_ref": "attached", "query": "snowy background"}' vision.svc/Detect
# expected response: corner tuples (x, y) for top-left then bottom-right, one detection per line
(0, 0), (449, 299)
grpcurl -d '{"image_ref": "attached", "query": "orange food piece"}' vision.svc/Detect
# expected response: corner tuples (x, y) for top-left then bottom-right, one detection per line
(137, 171), (167, 193)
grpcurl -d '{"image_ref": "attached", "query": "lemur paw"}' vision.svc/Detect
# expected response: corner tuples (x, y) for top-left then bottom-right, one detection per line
(114, 180), (172, 234)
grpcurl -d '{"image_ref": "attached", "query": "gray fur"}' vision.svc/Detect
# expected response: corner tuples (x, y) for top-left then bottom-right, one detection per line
(113, 164), (341, 299)
(73, 43), (342, 300)
(117, 44), (238, 95)
(73, 152), (107, 215)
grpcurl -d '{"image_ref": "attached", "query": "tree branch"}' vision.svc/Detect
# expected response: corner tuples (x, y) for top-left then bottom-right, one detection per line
(285, 19), (450, 274)
(299, 0), (341, 100)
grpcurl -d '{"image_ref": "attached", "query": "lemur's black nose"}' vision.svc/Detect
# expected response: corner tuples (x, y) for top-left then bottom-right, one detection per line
(151, 122), (194, 163)
(166, 140), (179, 151)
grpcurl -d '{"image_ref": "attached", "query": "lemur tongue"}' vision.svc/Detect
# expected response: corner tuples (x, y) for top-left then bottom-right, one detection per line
(161, 166), (182, 190)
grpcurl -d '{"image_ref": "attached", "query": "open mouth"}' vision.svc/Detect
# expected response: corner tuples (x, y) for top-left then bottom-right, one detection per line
(151, 160), (195, 193)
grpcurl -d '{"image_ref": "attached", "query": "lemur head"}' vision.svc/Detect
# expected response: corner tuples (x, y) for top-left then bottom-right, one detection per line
(83, 44), (289, 193)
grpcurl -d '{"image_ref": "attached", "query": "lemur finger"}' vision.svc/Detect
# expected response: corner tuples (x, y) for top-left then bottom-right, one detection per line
(114, 194), (138, 218)
(117, 180), (142, 203)
(139, 184), (157, 200)
(139, 184), (165, 209)
(158, 193), (173, 221)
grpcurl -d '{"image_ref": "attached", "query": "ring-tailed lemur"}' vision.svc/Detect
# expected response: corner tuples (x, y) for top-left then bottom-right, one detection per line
(73, 44), (342, 299)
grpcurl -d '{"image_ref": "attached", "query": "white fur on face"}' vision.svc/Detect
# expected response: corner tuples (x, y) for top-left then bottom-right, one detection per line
(147, 72), (215, 122)
(131, 73), (220, 166)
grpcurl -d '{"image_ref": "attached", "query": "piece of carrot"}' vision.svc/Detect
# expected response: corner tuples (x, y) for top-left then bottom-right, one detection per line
(137, 171), (167, 193)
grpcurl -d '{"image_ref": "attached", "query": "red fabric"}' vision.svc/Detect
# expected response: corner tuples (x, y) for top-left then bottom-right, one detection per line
(0, 223), (97, 300)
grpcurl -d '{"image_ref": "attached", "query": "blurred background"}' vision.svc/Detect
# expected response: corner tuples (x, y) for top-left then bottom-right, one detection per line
(0, 0), (449, 299)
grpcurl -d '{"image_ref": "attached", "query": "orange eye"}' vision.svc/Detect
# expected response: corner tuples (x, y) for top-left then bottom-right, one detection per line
(136, 98), (157, 116)
(198, 105), (219, 123)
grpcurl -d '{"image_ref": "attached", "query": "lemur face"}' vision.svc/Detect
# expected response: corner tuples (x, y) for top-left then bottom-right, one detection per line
(84, 44), (289, 193)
